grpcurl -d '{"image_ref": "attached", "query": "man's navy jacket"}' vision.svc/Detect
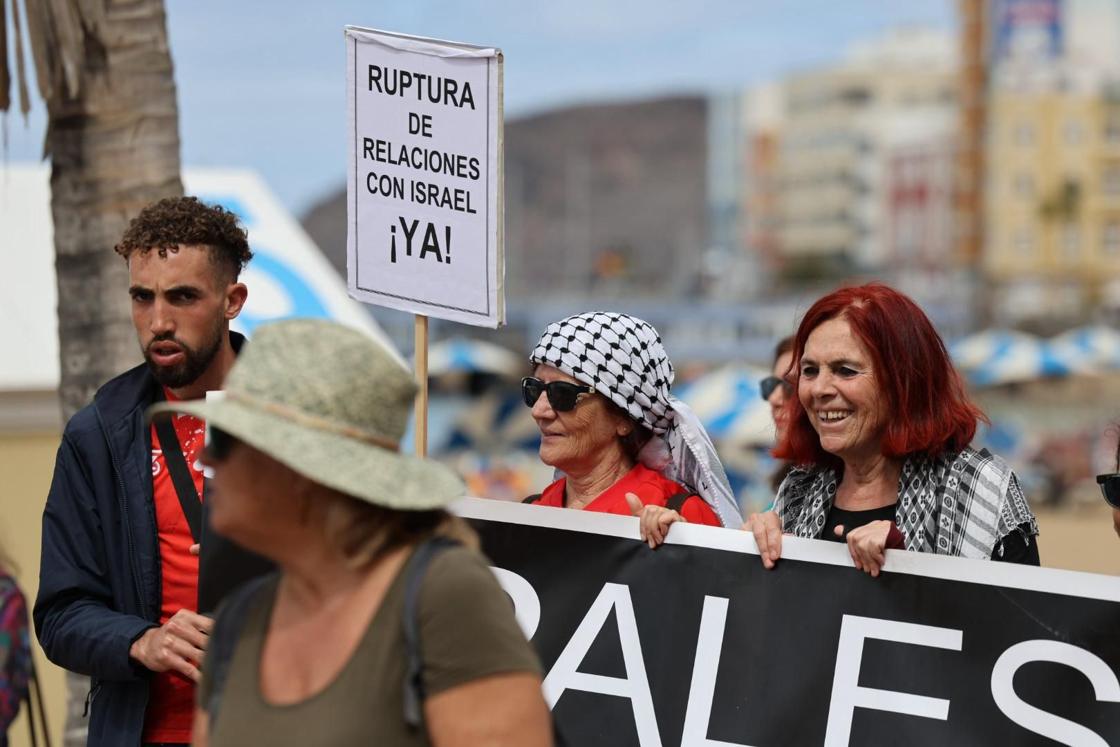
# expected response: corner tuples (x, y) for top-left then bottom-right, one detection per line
(34, 333), (245, 746)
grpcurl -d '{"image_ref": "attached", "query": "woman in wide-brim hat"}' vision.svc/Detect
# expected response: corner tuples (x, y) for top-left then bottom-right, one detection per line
(150, 319), (550, 747)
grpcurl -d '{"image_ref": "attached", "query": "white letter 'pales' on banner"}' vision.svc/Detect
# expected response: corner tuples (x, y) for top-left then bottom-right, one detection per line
(991, 640), (1120, 747)
(680, 595), (758, 747)
(542, 583), (663, 747)
(825, 614), (964, 746)
(490, 567), (540, 640)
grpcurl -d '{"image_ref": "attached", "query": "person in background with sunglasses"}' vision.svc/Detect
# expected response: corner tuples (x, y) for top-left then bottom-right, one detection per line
(760, 336), (795, 495)
(521, 312), (741, 548)
(1096, 441), (1120, 539)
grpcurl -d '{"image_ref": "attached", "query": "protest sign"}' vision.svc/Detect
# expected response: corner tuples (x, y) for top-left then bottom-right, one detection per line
(454, 498), (1120, 746)
(345, 26), (504, 327)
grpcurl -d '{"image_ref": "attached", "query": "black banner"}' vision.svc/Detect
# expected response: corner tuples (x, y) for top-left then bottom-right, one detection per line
(456, 499), (1120, 747)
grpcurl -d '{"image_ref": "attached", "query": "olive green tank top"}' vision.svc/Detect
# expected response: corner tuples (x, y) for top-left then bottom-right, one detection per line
(198, 546), (540, 746)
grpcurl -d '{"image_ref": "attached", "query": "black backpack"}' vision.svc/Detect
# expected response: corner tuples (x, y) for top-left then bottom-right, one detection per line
(204, 536), (459, 733)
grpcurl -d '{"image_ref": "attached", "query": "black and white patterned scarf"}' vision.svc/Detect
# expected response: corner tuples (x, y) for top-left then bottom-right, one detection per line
(773, 448), (1038, 559)
(530, 311), (741, 526)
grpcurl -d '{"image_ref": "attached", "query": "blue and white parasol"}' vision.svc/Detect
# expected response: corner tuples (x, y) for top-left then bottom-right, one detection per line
(423, 337), (523, 378)
(951, 329), (1072, 387)
(1047, 325), (1120, 373)
(676, 364), (775, 446)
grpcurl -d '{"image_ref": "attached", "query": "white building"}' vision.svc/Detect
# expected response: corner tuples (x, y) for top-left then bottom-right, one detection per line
(775, 28), (959, 274)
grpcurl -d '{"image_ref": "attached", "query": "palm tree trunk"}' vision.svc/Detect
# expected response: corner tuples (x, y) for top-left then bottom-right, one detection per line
(17, 1), (183, 742)
(40, 0), (184, 411)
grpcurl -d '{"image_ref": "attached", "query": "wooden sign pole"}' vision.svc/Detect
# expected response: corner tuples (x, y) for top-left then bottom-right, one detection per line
(414, 315), (430, 457)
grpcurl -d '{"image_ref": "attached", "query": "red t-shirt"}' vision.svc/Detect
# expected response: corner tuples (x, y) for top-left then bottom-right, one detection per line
(536, 463), (722, 525)
(142, 389), (205, 744)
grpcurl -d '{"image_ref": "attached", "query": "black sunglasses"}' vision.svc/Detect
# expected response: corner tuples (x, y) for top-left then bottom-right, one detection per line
(203, 426), (240, 464)
(1096, 473), (1120, 509)
(759, 375), (793, 402)
(521, 376), (592, 412)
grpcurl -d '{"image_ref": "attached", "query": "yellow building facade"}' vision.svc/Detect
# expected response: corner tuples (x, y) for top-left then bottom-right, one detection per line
(986, 88), (1120, 320)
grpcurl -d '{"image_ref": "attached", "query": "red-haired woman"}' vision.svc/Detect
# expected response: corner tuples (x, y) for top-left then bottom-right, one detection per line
(746, 283), (1039, 576)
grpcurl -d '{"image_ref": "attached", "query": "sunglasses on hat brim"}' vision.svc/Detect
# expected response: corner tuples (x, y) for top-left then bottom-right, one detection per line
(1096, 473), (1120, 509)
(521, 376), (592, 412)
(759, 375), (793, 402)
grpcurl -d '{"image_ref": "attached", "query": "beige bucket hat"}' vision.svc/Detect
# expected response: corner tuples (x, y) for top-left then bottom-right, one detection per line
(149, 318), (464, 510)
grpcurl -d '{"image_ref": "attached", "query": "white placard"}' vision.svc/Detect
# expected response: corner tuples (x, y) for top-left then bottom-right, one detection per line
(345, 26), (504, 327)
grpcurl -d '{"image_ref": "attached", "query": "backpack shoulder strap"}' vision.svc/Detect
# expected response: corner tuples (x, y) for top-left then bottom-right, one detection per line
(153, 415), (204, 543)
(402, 535), (460, 730)
(665, 491), (696, 514)
(206, 574), (273, 730)
(521, 493), (542, 504)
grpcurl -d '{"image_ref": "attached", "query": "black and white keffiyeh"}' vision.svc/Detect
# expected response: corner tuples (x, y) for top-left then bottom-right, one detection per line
(773, 448), (1039, 559)
(530, 311), (741, 526)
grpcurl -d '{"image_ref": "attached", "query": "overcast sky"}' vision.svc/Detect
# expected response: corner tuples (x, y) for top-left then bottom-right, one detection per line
(4, 1), (953, 215)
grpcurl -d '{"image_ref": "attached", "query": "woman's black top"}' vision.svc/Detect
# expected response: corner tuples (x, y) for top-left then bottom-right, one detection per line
(823, 504), (1040, 565)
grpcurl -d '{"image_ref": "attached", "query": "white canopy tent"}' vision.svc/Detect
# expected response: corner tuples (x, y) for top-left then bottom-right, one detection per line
(0, 164), (398, 431)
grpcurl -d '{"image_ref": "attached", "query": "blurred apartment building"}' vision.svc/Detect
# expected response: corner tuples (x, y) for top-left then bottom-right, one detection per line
(741, 5), (1120, 332)
(984, 0), (1120, 328)
(739, 84), (785, 284)
(763, 29), (961, 296)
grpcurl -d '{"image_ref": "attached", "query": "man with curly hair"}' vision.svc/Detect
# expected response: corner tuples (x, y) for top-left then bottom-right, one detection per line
(35, 197), (254, 747)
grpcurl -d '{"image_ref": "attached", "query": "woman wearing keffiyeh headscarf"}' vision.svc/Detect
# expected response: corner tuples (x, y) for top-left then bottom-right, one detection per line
(522, 312), (741, 546)
(744, 283), (1040, 576)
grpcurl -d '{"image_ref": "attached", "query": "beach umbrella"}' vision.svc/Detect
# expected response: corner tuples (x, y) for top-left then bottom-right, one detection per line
(677, 364), (776, 446)
(1047, 326), (1120, 372)
(951, 329), (1036, 369)
(401, 394), (473, 455)
(422, 337), (523, 378)
(951, 329), (1071, 387)
(445, 391), (541, 454)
